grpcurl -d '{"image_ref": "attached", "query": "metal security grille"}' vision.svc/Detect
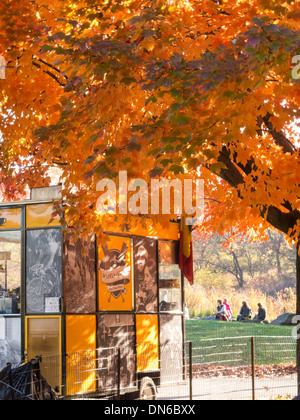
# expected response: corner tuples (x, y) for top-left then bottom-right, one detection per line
(0, 337), (297, 400)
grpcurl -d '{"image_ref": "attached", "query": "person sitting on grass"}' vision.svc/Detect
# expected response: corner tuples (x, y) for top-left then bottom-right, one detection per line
(237, 301), (252, 322)
(223, 298), (233, 321)
(253, 303), (267, 322)
(213, 300), (229, 321)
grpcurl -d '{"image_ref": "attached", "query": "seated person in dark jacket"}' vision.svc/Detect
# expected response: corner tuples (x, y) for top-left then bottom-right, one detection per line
(253, 303), (266, 322)
(237, 301), (252, 321)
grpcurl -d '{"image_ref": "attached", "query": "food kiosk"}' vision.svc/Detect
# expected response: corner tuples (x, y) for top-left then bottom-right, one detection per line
(0, 186), (186, 399)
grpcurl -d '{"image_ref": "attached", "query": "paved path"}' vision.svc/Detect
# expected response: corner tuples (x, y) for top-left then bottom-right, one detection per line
(157, 376), (297, 400)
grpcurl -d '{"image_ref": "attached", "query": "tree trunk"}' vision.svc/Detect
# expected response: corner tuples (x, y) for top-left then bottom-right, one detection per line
(232, 250), (244, 288)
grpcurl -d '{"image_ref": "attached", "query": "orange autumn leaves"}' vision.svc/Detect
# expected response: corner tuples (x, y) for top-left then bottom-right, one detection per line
(0, 0), (299, 243)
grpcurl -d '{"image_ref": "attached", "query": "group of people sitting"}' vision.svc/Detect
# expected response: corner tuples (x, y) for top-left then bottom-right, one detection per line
(214, 299), (267, 323)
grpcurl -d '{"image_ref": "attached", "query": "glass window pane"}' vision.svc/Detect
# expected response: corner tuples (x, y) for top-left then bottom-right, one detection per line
(0, 208), (22, 230)
(158, 241), (182, 313)
(0, 316), (22, 371)
(0, 231), (21, 314)
(26, 229), (62, 313)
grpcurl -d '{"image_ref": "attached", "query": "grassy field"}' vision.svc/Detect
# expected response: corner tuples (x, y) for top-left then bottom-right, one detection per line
(185, 319), (294, 341)
(185, 319), (296, 366)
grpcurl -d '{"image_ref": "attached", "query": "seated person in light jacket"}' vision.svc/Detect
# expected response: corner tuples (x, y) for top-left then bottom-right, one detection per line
(213, 300), (229, 321)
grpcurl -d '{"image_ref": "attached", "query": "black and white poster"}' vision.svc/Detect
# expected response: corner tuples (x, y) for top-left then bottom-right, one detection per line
(26, 229), (62, 313)
(160, 315), (183, 384)
(0, 316), (21, 371)
(97, 314), (136, 389)
(134, 238), (158, 313)
(64, 238), (96, 313)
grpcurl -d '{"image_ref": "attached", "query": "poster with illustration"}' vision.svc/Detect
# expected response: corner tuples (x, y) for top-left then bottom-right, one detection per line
(98, 236), (133, 311)
(64, 238), (96, 313)
(134, 238), (158, 313)
(26, 229), (62, 313)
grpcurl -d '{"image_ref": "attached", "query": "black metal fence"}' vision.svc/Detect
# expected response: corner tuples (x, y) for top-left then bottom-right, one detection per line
(0, 336), (297, 400)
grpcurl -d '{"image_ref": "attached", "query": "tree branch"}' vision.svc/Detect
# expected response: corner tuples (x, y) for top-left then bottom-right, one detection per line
(258, 113), (298, 154)
(32, 61), (66, 87)
(212, 146), (299, 236)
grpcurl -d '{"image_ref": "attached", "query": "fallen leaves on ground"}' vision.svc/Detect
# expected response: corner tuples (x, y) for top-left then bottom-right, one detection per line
(192, 362), (297, 379)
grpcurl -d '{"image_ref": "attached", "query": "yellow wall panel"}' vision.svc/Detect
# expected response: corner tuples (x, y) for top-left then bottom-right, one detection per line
(136, 314), (159, 372)
(98, 236), (133, 311)
(66, 315), (96, 353)
(66, 315), (97, 395)
(26, 204), (60, 228)
(100, 215), (179, 241)
(0, 208), (21, 229)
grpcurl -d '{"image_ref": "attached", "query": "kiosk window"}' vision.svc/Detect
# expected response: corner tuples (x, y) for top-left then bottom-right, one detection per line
(0, 231), (21, 315)
(158, 241), (182, 313)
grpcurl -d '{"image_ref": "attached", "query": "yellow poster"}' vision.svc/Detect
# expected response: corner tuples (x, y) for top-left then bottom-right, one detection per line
(136, 314), (159, 372)
(66, 315), (97, 395)
(98, 235), (133, 311)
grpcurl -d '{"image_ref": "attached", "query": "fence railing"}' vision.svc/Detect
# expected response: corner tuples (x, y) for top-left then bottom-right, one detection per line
(0, 336), (297, 400)
(187, 336), (297, 401)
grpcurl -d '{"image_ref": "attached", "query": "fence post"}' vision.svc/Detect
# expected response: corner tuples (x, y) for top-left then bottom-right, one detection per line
(251, 337), (255, 401)
(117, 347), (121, 400)
(189, 341), (193, 400)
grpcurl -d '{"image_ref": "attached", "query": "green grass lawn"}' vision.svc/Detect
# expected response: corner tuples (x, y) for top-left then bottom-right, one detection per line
(185, 319), (296, 366)
(185, 319), (294, 341)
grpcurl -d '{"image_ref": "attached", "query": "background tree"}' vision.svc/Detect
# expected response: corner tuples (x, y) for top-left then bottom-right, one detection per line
(193, 230), (296, 293)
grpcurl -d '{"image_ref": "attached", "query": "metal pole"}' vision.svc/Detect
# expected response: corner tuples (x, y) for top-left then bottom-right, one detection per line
(117, 347), (121, 400)
(251, 337), (255, 401)
(4, 259), (7, 292)
(189, 341), (193, 400)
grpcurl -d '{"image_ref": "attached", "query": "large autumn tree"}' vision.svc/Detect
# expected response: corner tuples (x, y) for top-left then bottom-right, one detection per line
(0, 0), (300, 379)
